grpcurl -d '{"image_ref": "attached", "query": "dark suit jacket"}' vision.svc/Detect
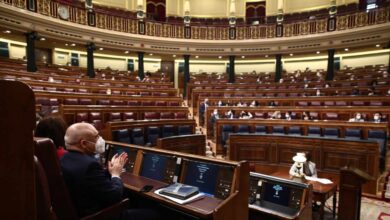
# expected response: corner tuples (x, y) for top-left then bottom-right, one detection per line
(61, 151), (123, 217)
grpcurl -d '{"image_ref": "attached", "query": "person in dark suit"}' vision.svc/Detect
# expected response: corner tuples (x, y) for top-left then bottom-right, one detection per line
(61, 123), (158, 219)
(199, 98), (208, 126)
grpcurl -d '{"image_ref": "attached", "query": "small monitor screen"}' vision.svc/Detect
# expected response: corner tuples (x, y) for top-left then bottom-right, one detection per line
(183, 160), (220, 195)
(262, 182), (291, 207)
(140, 153), (171, 181)
(107, 145), (136, 172)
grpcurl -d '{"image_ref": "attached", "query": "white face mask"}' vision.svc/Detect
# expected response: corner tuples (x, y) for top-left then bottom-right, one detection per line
(95, 137), (106, 154)
(356, 115), (361, 120)
(374, 115), (380, 120)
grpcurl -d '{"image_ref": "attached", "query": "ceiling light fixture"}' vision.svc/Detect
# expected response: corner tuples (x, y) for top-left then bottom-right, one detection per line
(218, 56), (222, 59)
(344, 48), (349, 51)
(149, 53), (153, 56)
(289, 53), (293, 56)
(316, 51), (320, 54)
(70, 43), (76, 47)
(124, 51), (129, 54)
(40, 37), (46, 41)
(265, 55), (269, 58)
(195, 56), (199, 59)
(241, 56), (245, 59)
(99, 47), (104, 50)
(172, 54), (176, 57)
(3, 30), (11, 34)
(65, 43), (69, 46)
(376, 44), (380, 48)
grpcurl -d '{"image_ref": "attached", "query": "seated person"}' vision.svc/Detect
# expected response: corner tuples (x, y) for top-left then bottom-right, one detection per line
(249, 100), (258, 107)
(225, 109), (235, 119)
(269, 111), (282, 120)
(351, 88), (360, 96)
(217, 100), (223, 107)
(284, 111), (292, 121)
(373, 112), (384, 123)
(349, 113), (364, 122)
(61, 123), (158, 219)
(239, 111), (253, 119)
(289, 152), (317, 178)
(302, 111), (312, 120)
(35, 116), (68, 158)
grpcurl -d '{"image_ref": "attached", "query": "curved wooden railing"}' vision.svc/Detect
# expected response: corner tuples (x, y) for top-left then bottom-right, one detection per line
(1, 0), (389, 40)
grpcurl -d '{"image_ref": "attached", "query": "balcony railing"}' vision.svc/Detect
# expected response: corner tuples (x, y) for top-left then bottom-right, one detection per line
(1, 0), (389, 40)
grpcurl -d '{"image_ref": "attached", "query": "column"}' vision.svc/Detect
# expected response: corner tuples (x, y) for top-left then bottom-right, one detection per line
(183, 55), (190, 98)
(229, 55), (235, 83)
(275, 54), (282, 82)
(86, 42), (96, 78)
(26, 32), (37, 72)
(138, 52), (145, 80)
(326, 49), (335, 81)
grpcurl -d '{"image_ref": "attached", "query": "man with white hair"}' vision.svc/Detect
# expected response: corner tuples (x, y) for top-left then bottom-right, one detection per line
(61, 122), (128, 217)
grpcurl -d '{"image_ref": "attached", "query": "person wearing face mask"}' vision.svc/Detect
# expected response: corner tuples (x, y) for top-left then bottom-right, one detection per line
(349, 113), (364, 122)
(373, 112), (383, 123)
(61, 122), (127, 217)
(61, 123), (159, 219)
(285, 111), (292, 121)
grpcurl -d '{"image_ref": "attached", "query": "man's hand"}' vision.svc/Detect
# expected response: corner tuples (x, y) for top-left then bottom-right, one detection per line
(108, 152), (128, 177)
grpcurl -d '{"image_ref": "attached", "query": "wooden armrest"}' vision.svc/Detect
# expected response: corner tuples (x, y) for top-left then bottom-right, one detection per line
(82, 198), (129, 220)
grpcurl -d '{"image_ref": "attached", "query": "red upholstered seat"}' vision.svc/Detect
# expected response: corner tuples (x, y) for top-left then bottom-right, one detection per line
(352, 101), (365, 106)
(324, 101), (335, 106)
(79, 99), (93, 105)
(160, 112), (174, 119)
(309, 112), (319, 119)
(112, 100), (125, 105)
(63, 88), (75, 93)
(370, 101), (383, 106)
(168, 101), (180, 106)
(64, 98), (79, 105)
(310, 101), (321, 106)
(126, 91), (137, 96)
(108, 112), (122, 122)
(45, 87), (57, 91)
(325, 113), (339, 120)
(36, 97), (50, 106)
(76, 112), (88, 122)
(254, 112), (266, 119)
(127, 100), (140, 106)
(174, 112), (187, 119)
(335, 101), (347, 106)
(140, 91), (150, 96)
(77, 88), (88, 93)
(156, 101), (167, 106)
(298, 101), (308, 106)
(89, 112), (103, 130)
(97, 100), (111, 105)
(142, 101), (155, 106)
(144, 112), (160, 120)
(122, 112), (136, 121)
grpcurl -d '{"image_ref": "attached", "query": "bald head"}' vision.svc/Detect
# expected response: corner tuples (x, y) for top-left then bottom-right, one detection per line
(65, 123), (98, 154)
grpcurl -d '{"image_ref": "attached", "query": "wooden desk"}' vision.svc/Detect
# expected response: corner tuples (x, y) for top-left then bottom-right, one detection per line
(271, 171), (337, 220)
(121, 173), (224, 218)
(106, 141), (249, 220)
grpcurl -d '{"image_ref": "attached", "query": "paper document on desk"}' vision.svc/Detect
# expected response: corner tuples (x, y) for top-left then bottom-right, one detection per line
(155, 188), (205, 204)
(305, 176), (333, 184)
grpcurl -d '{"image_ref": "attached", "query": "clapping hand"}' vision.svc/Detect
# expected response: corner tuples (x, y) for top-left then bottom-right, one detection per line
(108, 152), (128, 177)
